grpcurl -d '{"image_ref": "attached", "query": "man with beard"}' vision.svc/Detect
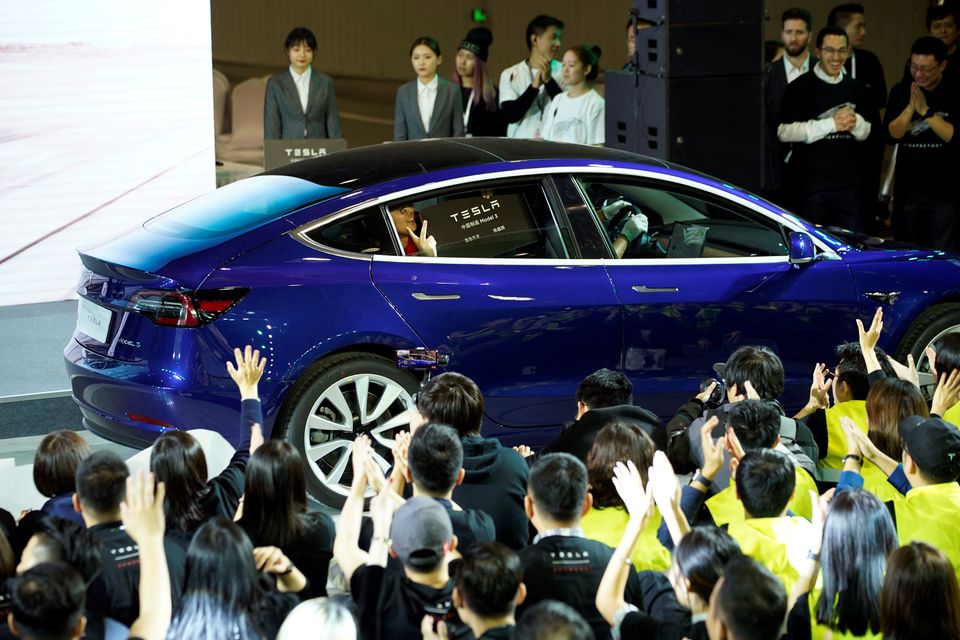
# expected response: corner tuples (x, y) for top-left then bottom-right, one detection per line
(885, 36), (959, 251)
(778, 26), (874, 231)
(764, 8), (815, 204)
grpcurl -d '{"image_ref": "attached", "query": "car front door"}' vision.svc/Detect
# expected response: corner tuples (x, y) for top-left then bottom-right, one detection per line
(370, 175), (621, 445)
(575, 172), (861, 417)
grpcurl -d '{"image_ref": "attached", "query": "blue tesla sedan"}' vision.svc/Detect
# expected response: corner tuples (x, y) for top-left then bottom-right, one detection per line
(64, 138), (960, 506)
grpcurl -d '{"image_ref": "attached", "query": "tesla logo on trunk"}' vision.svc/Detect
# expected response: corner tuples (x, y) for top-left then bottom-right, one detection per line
(449, 199), (500, 222)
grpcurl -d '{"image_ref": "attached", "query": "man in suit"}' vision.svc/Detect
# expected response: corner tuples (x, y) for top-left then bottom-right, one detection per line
(764, 8), (815, 206)
(828, 4), (886, 232)
(264, 27), (342, 140)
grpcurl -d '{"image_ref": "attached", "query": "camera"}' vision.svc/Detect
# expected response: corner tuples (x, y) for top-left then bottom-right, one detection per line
(700, 377), (726, 409)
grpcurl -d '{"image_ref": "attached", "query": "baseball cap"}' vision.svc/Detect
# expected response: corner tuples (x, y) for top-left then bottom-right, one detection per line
(391, 496), (453, 570)
(899, 415), (960, 479)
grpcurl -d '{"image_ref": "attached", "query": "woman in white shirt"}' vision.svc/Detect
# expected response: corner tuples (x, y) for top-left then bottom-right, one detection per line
(539, 44), (605, 145)
(394, 36), (464, 140)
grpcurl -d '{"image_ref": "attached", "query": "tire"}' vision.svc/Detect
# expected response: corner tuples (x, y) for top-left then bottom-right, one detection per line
(895, 303), (960, 400)
(280, 353), (418, 509)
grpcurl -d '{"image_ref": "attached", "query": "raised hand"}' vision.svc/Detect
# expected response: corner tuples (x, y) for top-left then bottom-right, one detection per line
(810, 363), (834, 410)
(513, 444), (534, 458)
(857, 307), (883, 351)
(647, 450), (681, 513)
(931, 368), (960, 417)
(350, 434), (372, 492)
(840, 416), (864, 457)
(407, 220), (438, 257)
(699, 417), (725, 480)
(885, 353), (920, 390)
(227, 345), (266, 400)
(611, 460), (652, 520)
(120, 470), (166, 545)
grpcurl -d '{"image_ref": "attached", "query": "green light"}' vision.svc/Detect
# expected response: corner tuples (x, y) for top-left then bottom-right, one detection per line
(472, 8), (487, 22)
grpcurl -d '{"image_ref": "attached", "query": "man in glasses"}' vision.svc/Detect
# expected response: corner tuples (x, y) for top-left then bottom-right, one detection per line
(884, 36), (959, 252)
(778, 26), (874, 233)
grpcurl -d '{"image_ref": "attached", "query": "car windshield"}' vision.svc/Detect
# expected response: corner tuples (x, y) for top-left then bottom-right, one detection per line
(144, 175), (346, 240)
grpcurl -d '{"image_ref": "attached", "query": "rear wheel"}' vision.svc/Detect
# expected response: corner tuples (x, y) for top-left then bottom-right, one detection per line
(281, 353), (418, 508)
(895, 303), (960, 400)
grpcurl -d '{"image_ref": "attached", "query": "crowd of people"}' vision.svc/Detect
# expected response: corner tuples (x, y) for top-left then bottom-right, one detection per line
(2, 306), (960, 639)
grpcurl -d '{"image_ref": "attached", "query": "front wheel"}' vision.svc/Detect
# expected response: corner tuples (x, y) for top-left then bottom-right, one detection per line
(280, 353), (418, 508)
(895, 303), (960, 400)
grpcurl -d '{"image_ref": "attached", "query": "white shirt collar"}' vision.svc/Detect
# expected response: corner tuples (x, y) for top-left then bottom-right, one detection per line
(782, 52), (811, 75)
(418, 75), (438, 94)
(289, 66), (311, 83)
(814, 62), (845, 84)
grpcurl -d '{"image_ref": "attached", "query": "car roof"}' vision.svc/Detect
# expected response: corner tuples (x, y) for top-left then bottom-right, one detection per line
(262, 138), (671, 189)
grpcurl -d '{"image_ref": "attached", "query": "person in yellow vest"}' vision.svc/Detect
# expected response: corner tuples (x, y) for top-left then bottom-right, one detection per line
(679, 424), (814, 594)
(842, 415), (960, 579)
(581, 422), (672, 572)
(786, 489), (896, 640)
(702, 401), (818, 525)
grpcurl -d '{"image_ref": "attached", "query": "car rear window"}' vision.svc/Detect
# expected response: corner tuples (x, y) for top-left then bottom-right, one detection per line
(144, 176), (346, 240)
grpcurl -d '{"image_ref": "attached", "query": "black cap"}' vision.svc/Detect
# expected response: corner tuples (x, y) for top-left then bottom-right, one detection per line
(459, 26), (493, 62)
(899, 415), (960, 479)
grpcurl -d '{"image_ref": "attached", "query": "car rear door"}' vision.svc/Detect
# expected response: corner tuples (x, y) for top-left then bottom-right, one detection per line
(574, 171), (861, 417)
(370, 175), (621, 444)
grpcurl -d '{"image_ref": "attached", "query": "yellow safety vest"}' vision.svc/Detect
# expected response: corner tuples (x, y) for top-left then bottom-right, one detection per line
(706, 466), (817, 525)
(818, 401), (868, 479)
(860, 460), (905, 505)
(727, 516), (813, 593)
(804, 589), (883, 640)
(942, 402), (960, 429)
(895, 482), (960, 579)
(581, 504), (672, 572)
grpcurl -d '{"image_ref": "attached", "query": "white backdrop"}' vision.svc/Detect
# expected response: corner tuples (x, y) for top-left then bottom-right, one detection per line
(0, 1), (216, 306)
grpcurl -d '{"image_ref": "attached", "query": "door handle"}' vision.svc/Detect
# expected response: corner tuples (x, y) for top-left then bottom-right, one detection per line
(412, 292), (461, 301)
(632, 285), (678, 293)
(864, 291), (900, 305)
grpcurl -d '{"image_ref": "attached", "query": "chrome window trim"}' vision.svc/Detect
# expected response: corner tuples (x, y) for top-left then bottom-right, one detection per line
(291, 166), (838, 264)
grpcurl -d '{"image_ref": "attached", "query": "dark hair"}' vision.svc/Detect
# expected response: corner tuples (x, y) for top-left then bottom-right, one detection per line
(525, 15), (564, 51)
(454, 542), (523, 618)
(782, 7), (813, 31)
(29, 517), (102, 583)
(238, 440), (308, 549)
(33, 430), (91, 498)
(417, 372), (484, 436)
(408, 422), (464, 495)
(452, 54), (496, 112)
(714, 556), (787, 640)
(726, 400), (780, 450)
(735, 449), (795, 517)
(576, 368), (631, 410)
(75, 450), (129, 514)
(150, 430), (207, 532)
(284, 27), (317, 51)
(0, 527), (13, 580)
(410, 36), (441, 57)
(866, 378), (928, 459)
(673, 527), (741, 603)
(880, 542), (960, 640)
(816, 489), (897, 635)
(169, 518), (261, 640)
(566, 44), (602, 81)
(724, 346), (784, 401)
(834, 342), (894, 400)
(912, 35), (950, 62)
(528, 453), (588, 523)
(817, 26), (850, 49)
(9, 562), (86, 639)
(515, 600), (593, 640)
(927, 4), (959, 30)
(827, 3), (865, 28)
(586, 422), (653, 508)
(934, 333), (960, 377)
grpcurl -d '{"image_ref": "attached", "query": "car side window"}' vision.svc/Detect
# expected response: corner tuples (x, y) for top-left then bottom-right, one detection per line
(305, 206), (398, 256)
(578, 176), (789, 259)
(386, 182), (568, 259)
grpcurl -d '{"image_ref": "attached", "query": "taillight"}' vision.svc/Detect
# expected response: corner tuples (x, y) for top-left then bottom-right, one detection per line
(128, 288), (248, 327)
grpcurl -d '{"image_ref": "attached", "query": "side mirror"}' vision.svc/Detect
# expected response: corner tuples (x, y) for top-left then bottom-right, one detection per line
(789, 231), (815, 265)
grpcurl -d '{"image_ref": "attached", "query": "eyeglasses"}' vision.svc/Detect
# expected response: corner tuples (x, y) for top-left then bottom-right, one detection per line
(910, 63), (940, 74)
(821, 47), (849, 57)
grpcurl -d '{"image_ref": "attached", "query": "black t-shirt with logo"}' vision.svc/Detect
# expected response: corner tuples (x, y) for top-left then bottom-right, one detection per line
(780, 70), (874, 193)
(884, 77), (960, 206)
(517, 535), (651, 640)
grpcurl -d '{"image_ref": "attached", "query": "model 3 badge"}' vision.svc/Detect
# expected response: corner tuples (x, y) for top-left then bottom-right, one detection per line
(118, 338), (140, 348)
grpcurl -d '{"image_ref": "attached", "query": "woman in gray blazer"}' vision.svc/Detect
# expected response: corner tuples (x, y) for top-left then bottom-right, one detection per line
(394, 36), (465, 140)
(264, 28), (342, 140)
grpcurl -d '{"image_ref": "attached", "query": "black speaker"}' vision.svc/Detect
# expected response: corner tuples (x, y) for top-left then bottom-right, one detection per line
(637, 0), (763, 24)
(605, 70), (764, 192)
(636, 22), (764, 78)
